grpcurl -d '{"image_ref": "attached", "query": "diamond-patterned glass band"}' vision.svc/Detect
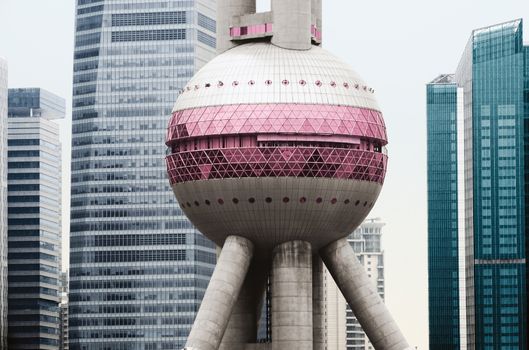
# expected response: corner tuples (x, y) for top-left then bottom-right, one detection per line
(166, 103), (387, 185)
(166, 104), (387, 145)
(166, 147), (387, 185)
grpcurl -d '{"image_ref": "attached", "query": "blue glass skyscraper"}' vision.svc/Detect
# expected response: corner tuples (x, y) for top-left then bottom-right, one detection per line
(427, 75), (461, 349)
(70, 1), (217, 349)
(427, 19), (528, 350)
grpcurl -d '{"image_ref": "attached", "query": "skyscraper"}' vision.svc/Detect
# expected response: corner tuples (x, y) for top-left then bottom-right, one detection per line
(427, 74), (462, 349)
(7, 88), (64, 349)
(427, 19), (528, 350)
(70, 1), (217, 349)
(0, 57), (8, 350)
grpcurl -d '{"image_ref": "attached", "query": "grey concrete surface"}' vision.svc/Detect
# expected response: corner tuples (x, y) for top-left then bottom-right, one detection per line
(271, 0), (312, 50)
(184, 236), (254, 350)
(219, 260), (269, 350)
(245, 344), (272, 350)
(320, 238), (411, 350)
(217, 0), (256, 53)
(271, 241), (313, 350)
(312, 255), (325, 350)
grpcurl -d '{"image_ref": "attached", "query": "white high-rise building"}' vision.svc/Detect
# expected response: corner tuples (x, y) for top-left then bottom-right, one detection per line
(0, 57), (8, 350)
(323, 269), (346, 349)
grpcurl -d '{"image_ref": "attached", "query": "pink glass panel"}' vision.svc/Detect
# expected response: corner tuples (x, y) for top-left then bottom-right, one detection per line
(311, 25), (322, 41)
(166, 104), (387, 146)
(166, 103), (387, 185)
(166, 147), (387, 185)
(230, 23), (273, 38)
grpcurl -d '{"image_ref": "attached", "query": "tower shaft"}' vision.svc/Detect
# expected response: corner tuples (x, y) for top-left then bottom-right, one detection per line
(184, 236), (254, 350)
(216, 0), (321, 53)
(271, 241), (313, 350)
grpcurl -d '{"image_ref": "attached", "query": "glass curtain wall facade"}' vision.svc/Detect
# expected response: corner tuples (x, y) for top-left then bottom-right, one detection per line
(428, 19), (528, 350)
(7, 88), (65, 349)
(0, 57), (8, 349)
(70, 1), (217, 349)
(427, 76), (461, 349)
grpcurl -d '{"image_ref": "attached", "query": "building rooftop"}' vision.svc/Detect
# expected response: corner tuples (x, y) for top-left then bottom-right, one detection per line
(429, 74), (455, 84)
(472, 18), (522, 37)
(8, 87), (65, 120)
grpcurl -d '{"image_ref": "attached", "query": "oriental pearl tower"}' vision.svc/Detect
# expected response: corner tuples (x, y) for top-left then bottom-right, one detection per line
(166, 1), (411, 349)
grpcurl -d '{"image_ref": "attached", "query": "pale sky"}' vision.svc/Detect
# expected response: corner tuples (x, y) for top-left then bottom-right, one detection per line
(1, 1), (528, 349)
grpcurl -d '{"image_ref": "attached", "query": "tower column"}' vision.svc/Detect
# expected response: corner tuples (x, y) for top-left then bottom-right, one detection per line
(271, 0), (312, 50)
(183, 236), (254, 350)
(217, 0), (256, 53)
(271, 241), (313, 350)
(312, 255), (326, 350)
(219, 259), (269, 350)
(320, 238), (411, 350)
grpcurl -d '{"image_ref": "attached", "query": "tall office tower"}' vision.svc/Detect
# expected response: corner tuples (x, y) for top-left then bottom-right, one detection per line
(427, 74), (463, 350)
(345, 218), (386, 350)
(70, 1), (217, 349)
(59, 272), (69, 350)
(0, 57), (8, 349)
(7, 88), (64, 349)
(427, 19), (528, 350)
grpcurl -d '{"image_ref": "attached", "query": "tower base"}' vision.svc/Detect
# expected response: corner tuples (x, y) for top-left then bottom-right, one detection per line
(182, 236), (412, 350)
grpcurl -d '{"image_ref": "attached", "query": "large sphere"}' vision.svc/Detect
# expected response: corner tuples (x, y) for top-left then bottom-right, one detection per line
(166, 42), (387, 250)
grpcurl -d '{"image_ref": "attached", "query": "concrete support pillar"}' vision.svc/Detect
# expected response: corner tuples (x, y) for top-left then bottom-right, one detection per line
(312, 255), (325, 350)
(320, 238), (411, 350)
(219, 260), (269, 350)
(183, 236), (254, 350)
(271, 0), (312, 50)
(217, 0), (256, 53)
(271, 241), (313, 350)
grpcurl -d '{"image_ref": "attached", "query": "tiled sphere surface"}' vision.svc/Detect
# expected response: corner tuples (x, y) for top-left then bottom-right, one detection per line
(166, 42), (388, 249)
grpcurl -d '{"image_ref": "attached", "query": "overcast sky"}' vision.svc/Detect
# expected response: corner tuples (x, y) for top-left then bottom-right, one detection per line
(1, 1), (528, 349)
